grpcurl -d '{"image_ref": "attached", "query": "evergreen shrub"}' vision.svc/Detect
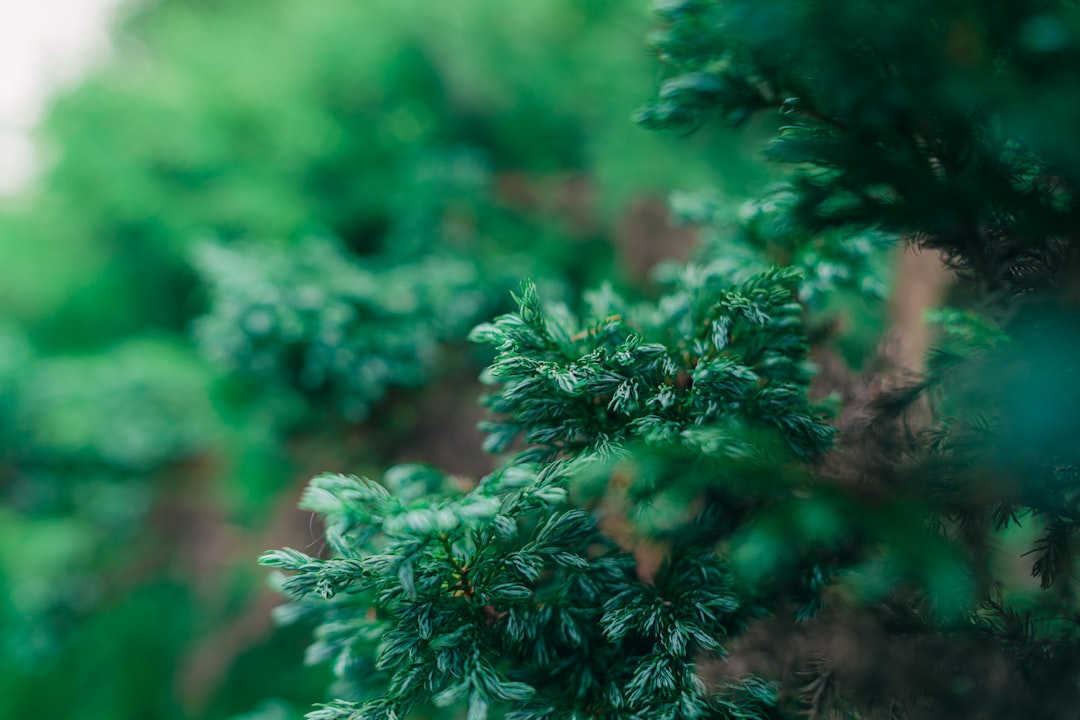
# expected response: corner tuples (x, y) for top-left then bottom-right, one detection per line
(265, 1), (1080, 718)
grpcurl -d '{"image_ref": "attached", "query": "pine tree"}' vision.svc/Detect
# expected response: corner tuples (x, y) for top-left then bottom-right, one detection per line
(264, 1), (1080, 719)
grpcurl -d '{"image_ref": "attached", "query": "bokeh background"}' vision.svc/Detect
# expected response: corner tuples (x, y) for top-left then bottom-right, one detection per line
(0, 2), (794, 719)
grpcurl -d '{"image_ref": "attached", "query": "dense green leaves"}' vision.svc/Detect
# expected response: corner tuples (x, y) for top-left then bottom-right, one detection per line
(472, 268), (832, 462)
(632, 2), (1080, 716)
(641, 0), (1080, 295)
(0, 2), (779, 720)
(265, 463), (771, 720)
(266, 248), (850, 719)
(194, 236), (493, 421)
(667, 188), (890, 306)
(9, 0), (1080, 716)
(265, 2), (1080, 720)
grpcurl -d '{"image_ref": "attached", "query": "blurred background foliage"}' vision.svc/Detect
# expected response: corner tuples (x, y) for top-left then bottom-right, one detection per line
(0, 1), (843, 719)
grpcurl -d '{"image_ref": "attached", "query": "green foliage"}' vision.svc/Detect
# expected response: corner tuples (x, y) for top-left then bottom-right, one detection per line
(666, 189), (890, 306)
(13, 0), (753, 349)
(633, 0), (1080, 716)
(264, 263), (843, 719)
(262, 465), (771, 720)
(15, 0), (1080, 716)
(0, 2), (776, 720)
(471, 269), (832, 462)
(638, 0), (1080, 295)
(191, 141), (594, 422)
(11, 340), (216, 477)
(194, 236), (491, 422)
(0, 337), (222, 699)
(266, 2), (1080, 720)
